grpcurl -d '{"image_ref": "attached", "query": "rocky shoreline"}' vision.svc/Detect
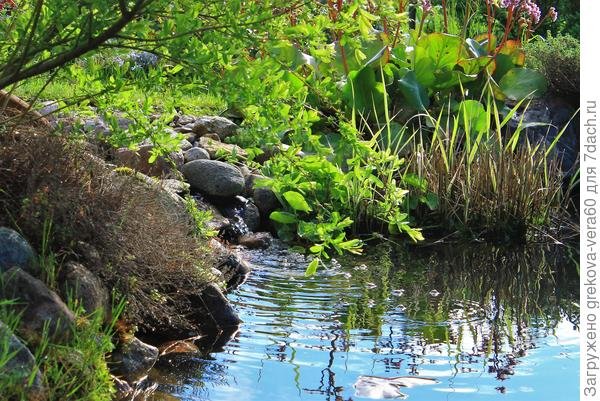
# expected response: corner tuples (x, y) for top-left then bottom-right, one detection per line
(0, 103), (283, 400)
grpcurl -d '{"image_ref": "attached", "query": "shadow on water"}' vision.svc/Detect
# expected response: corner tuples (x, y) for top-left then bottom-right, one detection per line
(149, 242), (579, 401)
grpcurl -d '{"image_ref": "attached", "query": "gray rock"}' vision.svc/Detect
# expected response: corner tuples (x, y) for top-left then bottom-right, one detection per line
(238, 232), (273, 249)
(59, 261), (111, 319)
(196, 283), (242, 327)
(112, 375), (134, 401)
(0, 227), (36, 274)
(220, 196), (260, 232)
(37, 101), (59, 117)
(253, 187), (280, 219)
(192, 116), (239, 140)
(0, 321), (46, 401)
(111, 337), (159, 383)
(244, 173), (266, 197)
(184, 147), (210, 163)
(242, 200), (260, 232)
(202, 133), (221, 142)
(161, 179), (190, 196)
(507, 96), (579, 175)
(215, 254), (251, 292)
(197, 136), (247, 159)
(179, 139), (193, 151)
(193, 197), (230, 232)
(173, 115), (196, 127)
(0, 267), (75, 343)
(115, 144), (180, 177)
(182, 160), (245, 197)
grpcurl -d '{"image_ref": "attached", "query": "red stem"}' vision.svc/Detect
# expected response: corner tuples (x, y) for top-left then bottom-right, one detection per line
(486, 1), (493, 53)
(442, 0), (448, 33)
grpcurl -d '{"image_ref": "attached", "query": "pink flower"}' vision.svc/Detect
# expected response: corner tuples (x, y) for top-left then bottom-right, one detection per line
(522, 0), (541, 24)
(421, 0), (432, 13)
(500, 0), (520, 8)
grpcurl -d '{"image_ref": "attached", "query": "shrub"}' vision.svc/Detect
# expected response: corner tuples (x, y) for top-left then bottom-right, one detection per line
(525, 33), (580, 100)
(0, 121), (218, 338)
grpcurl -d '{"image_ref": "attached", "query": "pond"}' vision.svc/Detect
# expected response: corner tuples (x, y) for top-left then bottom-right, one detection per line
(149, 242), (579, 401)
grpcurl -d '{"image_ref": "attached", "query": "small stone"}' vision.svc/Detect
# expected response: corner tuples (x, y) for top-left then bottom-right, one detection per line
(0, 321), (46, 401)
(110, 337), (159, 383)
(59, 261), (111, 320)
(115, 144), (180, 177)
(192, 116), (239, 140)
(197, 136), (247, 159)
(184, 147), (210, 163)
(215, 254), (251, 292)
(238, 232), (273, 249)
(173, 115), (196, 127)
(253, 187), (280, 218)
(0, 227), (36, 274)
(179, 139), (193, 151)
(112, 375), (133, 401)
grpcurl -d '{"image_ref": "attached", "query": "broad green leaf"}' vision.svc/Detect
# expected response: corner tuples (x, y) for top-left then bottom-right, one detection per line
(414, 33), (465, 88)
(498, 68), (547, 101)
(270, 211), (298, 224)
(283, 191), (312, 212)
(342, 66), (388, 119)
(397, 71), (429, 111)
(458, 100), (488, 134)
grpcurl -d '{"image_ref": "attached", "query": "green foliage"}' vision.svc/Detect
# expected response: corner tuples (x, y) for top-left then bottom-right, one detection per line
(0, 298), (122, 401)
(525, 33), (580, 99)
(1, 0), (575, 270)
(184, 195), (217, 239)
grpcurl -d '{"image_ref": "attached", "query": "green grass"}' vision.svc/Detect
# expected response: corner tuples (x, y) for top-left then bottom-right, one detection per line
(12, 72), (228, 117)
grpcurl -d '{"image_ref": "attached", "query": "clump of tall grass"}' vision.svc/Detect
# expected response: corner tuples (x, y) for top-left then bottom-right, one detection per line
(405, 88), (577, 241)
(0, 295), (123, 401)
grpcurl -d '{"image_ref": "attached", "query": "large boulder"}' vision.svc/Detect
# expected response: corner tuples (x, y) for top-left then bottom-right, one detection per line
(182, 160), (245, 197)
(0, 227), (36, 274)
(0, 268), (75, 344)
(59, 261), (111, 320)
(0, 321), (46, 401)
(507, 96), (579, 175)
(110, 337), (159, 383)
(192, 116), (239, 140)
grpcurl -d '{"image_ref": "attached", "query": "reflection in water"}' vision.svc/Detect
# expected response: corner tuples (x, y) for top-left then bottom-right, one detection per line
(150, 242), (579, 401)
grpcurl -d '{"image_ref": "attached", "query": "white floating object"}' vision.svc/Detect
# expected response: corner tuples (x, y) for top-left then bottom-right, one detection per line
(353, 375), (438, 399)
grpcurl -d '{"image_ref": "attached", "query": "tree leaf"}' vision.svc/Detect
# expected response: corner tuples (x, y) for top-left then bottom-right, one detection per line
(283, 191), (312, 212)
(305, 258), (319, 277)
(270, 211), (298, 224)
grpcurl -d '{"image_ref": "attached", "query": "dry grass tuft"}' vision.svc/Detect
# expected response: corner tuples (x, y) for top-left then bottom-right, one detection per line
(0, 119), (219, 339)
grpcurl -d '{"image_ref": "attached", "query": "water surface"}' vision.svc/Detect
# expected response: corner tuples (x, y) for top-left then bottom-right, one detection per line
(150, 242), (579, 401)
